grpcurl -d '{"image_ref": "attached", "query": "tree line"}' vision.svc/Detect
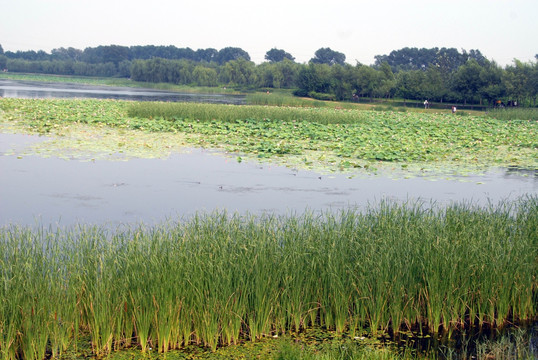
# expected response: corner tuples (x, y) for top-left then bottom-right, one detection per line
(1, 44), (536, 106)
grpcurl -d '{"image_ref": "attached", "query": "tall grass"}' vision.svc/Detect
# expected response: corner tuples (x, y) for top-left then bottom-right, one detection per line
(246, 92), (328, 108)
(127, 101), (370, 124)
(485, 107), (538, 121)
(0, 198), (536, 358)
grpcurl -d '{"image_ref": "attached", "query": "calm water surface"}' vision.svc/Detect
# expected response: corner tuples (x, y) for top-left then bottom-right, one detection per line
(1, 133), (536, 227)
(0, 79), (246, 103)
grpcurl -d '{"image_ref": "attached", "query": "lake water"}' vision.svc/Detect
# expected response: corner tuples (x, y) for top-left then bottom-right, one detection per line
(1, 81), (536, 227)
(0, 78), (246, 104)
(1, 132), (536, 228)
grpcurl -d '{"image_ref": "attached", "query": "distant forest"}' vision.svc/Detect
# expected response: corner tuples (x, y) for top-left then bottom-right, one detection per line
(1, 44), (537, 106)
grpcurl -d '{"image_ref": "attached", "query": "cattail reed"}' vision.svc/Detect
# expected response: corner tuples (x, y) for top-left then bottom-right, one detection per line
(0, 197), (536, 358)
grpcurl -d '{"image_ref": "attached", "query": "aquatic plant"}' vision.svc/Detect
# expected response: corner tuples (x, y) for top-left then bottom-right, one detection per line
(1, 98), (537, 173)
(0, 197), (536, 358)
(485, 107), (538, 121)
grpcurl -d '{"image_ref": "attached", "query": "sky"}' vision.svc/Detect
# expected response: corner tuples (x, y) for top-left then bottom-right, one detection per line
(1, 0), (537, 67)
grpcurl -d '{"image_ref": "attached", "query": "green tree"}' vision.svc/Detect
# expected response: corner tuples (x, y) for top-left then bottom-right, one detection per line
(422, 67), (447, 102)
(257, 62), (282, 88)
(51, 47), (82, 62)
(375, 47), (471, 73)
(310, 48), (346, 66)
(219, 58), (257, 86)
(264, 48), (295, 63)
(0, 44), (6, 69)
(354, 65), (383, 101)
(195, 48), (218, 63)
(478, 61), (504, 105)
(330, 64), (353, 100)
(376, 62), (396, 98)
(277, 59), (300, 88)
(192, 66), (218, 86)
(215, 47), (251, 65)
(503, 59), (535, 105)
(395, 70), (426, 102)
(451, 59), (485, 105)
(295, 63), (332, 96)
(531, 59), (538, 106)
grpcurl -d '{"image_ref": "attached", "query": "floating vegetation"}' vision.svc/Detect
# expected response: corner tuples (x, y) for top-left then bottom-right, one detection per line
(0, 198), (536, 359)
(1, 98), (537, 175)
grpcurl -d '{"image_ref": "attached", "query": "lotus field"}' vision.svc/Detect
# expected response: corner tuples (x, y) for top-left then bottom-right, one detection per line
(0, 98), (536, 172)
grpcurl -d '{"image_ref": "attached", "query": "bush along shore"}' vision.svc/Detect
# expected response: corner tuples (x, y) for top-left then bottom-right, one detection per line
(0, 198), (536, 359)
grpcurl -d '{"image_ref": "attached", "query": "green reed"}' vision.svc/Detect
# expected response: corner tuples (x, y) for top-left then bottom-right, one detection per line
(0, 198), (536, 358)
(486, 107), (538, 121)
(127, 101), (369, 125)
(246, 92), (328, 108)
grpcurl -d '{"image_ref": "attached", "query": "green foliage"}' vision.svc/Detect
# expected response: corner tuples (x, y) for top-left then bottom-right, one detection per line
(0, 198), (537, 358)
(192, 65), (218, 86)
(310, 47), (346, 66)
(2, 98), (537, 172)
(485, 107), (538, 121)
(296, 63), (332, 96)
(246, 92), (327, 107)
(215, 46), (251, 64)
(308, 91), (335, 101)
(374, 47), (483, 72)
(265, 48), (295, 63)
(218, 58), (257, 86)
(452, 59), (486, 104)
(4, 44), (537, 107)
(257, 59), (300, 88)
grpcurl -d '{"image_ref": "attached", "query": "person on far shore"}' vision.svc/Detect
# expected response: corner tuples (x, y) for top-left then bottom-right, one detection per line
(424, 100), (429, 109)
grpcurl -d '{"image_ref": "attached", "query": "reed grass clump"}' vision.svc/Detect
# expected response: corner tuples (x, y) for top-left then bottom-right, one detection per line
(0, 198), (537, 359)
(246, 92), (328, 108)
(485, 107), (538, 121)
(127, 101), (369, 124)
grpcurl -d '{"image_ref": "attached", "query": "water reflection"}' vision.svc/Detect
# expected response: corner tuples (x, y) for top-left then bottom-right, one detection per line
(0, 79), (246, 104)
(504, 165), (537, 179)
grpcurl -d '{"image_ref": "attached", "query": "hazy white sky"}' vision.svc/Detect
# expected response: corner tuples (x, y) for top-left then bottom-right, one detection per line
(1, 0), (536, 66)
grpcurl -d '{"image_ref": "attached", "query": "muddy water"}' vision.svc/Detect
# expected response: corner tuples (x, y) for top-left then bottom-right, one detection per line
(0, 79), (246, 104)
(1, 133), (536, 227)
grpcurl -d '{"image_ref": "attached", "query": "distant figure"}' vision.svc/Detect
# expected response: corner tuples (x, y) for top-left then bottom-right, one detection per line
(424, 100), (429, 109)
(452, 106), (457, 114)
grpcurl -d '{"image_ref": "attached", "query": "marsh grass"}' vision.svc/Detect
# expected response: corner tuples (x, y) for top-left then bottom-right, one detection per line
(486, 107), (538, 121)
(127, 101), (370, 125)
(0, 198), (537, 358)
(246, 92), (328, 108)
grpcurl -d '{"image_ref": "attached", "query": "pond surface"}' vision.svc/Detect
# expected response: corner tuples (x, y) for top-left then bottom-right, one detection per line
(0, 79), (246, 104)
(1, 133), (536, 228)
